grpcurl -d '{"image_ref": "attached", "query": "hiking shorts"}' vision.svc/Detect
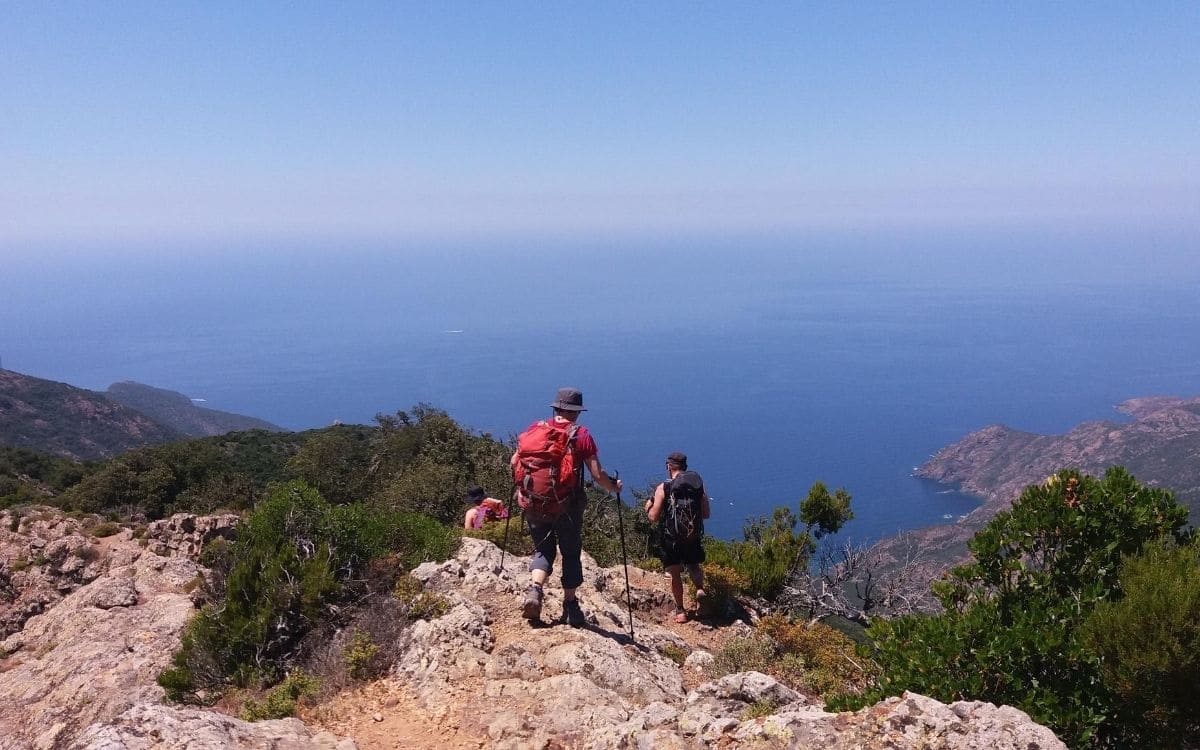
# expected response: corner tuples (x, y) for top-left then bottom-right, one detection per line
(659, 537), (705, 568)
(525, 498), (586, 590)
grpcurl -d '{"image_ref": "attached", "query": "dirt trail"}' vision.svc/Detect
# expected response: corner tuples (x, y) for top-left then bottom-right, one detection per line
(305, 566), (737, 750)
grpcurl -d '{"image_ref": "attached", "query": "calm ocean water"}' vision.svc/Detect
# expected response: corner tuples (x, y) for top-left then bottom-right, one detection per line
(4, 231), (1198, 542)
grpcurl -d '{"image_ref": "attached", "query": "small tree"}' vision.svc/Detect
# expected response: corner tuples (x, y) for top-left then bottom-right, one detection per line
(707, 482), (853, 599)
(1081, 539), (1200, 748)
(842, 467), (1190, 748)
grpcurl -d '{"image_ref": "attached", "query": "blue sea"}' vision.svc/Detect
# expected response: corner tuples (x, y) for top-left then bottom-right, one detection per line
(3, 228), (1198, 542)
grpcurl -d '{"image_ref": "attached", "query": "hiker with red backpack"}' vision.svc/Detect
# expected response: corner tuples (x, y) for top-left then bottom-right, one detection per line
(645, 452), (710, 623)
(512, 387), (623, 627)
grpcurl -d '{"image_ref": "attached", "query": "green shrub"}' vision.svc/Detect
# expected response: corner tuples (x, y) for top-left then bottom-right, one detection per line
(159, 481), (459, 701)
(240, 671), (319, 721)
(710, 632), (778, 678)
(657, 643), (689, 665)
(743, 698), (780, 720)
(634, 556), (663, 572)
(843, 468), (1190, 748)
(393, 574), (450, 620)
(1081, 540), (1200, 748)
(90, 521), (121, 538)
(703, 483), (852, 601)
(758, 615), (874, 695)
(343, 631), (380, 680)
(580, 487), (653, 568)
(695, 563), (749, 617)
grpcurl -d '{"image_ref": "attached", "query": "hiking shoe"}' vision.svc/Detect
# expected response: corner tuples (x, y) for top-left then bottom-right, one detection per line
(562, 598), (588, 628)
(522, 585), (543, 621)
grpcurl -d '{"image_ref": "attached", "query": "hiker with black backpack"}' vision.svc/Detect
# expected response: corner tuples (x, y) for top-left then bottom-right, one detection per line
(645, 451), (710, 623)
(511, 387), (623, 627)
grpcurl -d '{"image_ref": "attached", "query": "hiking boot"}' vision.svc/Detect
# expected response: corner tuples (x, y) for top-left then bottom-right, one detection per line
(522, 585), (543, 621)
(562, 598), (588, 628)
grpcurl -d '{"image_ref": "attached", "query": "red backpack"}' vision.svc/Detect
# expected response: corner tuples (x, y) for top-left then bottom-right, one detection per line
(513, 419), (580, 518)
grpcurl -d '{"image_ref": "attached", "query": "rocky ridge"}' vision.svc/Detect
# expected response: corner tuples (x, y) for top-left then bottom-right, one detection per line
(0, 510), (354, 750)
(895, 395), (1200, 564)
(0, 370), (181, 461)
(307, 537), (1065, 749)
(105, 381), (283, 437)
(1, 509), (1066, 749)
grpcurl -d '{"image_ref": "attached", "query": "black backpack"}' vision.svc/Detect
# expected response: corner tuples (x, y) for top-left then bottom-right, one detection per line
(661, 470), (704, 543)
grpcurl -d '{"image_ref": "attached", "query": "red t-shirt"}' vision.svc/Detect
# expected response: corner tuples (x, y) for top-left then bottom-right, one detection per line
(550, 415), (598, 464)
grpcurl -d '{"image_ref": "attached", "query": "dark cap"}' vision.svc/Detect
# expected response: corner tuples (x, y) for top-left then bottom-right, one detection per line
(467, 485), (486, 503)
(551, 387), (587, 412)
(666, 452), (688, 469)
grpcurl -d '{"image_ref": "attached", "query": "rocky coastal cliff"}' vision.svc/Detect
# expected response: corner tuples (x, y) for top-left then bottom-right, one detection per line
(0, 508), (1066, 749)
(890, 396), (1200, 565)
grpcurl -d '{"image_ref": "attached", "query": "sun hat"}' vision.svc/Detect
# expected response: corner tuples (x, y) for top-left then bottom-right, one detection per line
(551, 387), (587, 412)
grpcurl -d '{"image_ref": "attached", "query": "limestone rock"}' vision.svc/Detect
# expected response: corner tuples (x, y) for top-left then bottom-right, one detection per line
(381, 537), (1067, 750)
(0, 507), (111, 638)
(0, 550), (202, 749)
(144, 513), (238, 558)
(74, 702), (358, 750)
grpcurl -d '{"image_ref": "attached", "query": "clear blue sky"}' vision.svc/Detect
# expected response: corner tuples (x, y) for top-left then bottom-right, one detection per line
(2, 2), (1197, 250)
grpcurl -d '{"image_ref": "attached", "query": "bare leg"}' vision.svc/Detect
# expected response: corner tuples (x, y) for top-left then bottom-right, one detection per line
(667, 564), (685, 611)
(686, 563), (705, 601)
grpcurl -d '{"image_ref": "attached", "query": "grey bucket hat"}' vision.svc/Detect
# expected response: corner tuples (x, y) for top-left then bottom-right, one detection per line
(551, 387), (587, 412)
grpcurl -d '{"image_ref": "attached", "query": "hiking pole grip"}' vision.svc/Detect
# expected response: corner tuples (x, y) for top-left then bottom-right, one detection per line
(614, 470), (635, 641)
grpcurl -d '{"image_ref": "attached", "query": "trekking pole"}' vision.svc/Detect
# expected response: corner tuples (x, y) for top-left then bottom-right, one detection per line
(495, 488), (514, 576)
(614, 471), (635, 641)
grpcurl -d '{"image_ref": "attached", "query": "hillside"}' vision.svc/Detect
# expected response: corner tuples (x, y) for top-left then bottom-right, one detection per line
(0, 369), (183, 460)
(106, 381), (283, 436)
(891, 395), (1200, 564)
(0, 507), (1065, 749)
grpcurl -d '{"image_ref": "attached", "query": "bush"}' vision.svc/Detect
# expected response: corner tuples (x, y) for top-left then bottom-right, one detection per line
(393, 574), (451, 621)
(695, 563), (749, 618)
(580, 487), (653, 568)
(240, 671), (319, 721)
(343, 631), (380, 680)
(710, 632), (778, 678)
(758, 615), (874, 696)
(1081, 540), (1200, 748)
(743, 699), (781, 720)
(703, 483), (852, 601)
(845, 468), (1190, 748)
(634, 556), (663, 572)
(89, 521), (121, 538)
(158, 481), (459, 701)
(657, 643), (689, 666)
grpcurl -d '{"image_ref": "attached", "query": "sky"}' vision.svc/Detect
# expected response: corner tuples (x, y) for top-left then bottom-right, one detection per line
(1, 2), (1198, 253)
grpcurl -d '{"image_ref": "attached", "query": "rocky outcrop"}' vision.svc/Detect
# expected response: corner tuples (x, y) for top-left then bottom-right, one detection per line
(920, 396), (1200, 517)
(0, 507), (110, 638)
(0, 508), (354, 750)
(75, 703), (355, 750)
(888, 395), (1200, 565)
(338, 537), (1066, 750)
(144, 513), (239, 558)
(0, 507), (1065, 750)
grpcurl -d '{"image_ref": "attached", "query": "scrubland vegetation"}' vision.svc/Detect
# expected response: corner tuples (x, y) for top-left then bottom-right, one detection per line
(2, 406), (1196, 746)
